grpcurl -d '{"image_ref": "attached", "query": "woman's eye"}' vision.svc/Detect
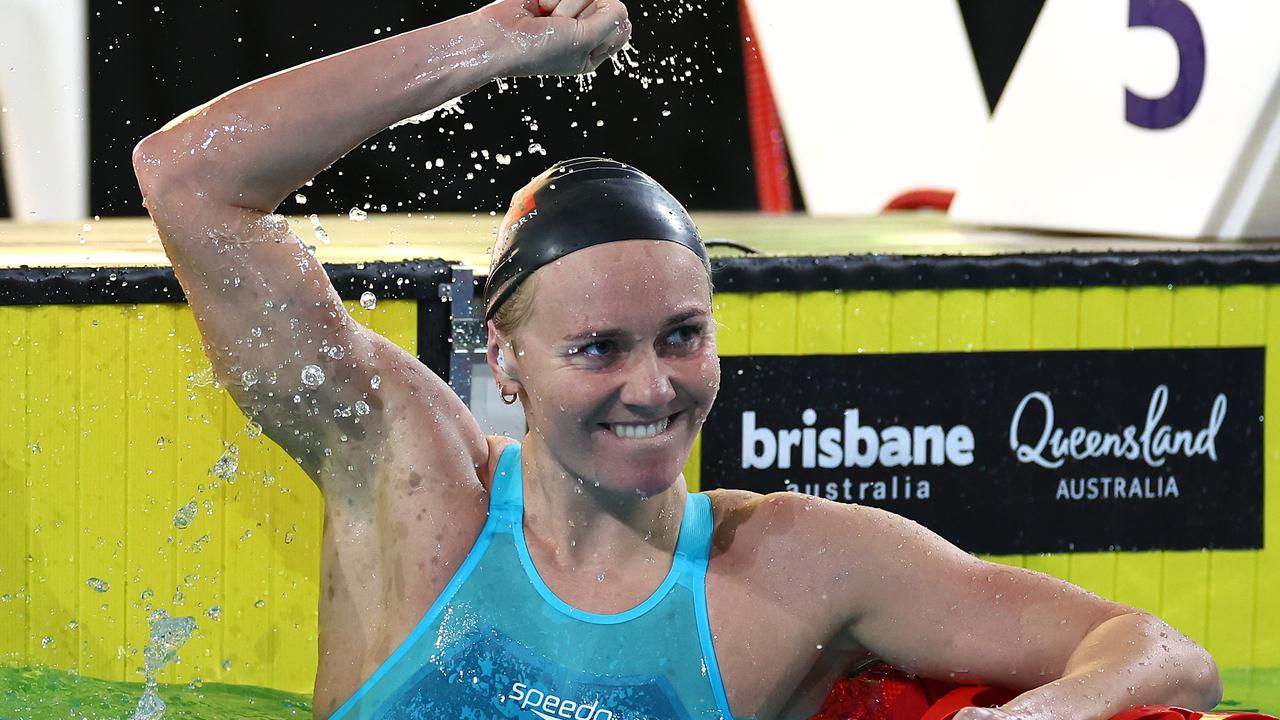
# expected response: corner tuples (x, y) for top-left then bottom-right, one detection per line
(579, 340), (616, 357)
(666, 325), (701, 347)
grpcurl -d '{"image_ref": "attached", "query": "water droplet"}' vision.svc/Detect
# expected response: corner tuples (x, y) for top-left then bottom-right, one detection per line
(309, 214), (330, 244)
(189, 534), (211, 553)
(354, 400), (371, 416)
(301, 364), (325, 387)
(206, 606), (222, 621)
(254, 599), (266, 609)
(172, 500), (198, 529)
(240, 369), (258, 388)
(209, 444), (239, 482)
(324, 344), (345, 360)
(294, 193), (307, 205)
(40, 636), (54, 649)
(245, 421), (262, 439)
(359, 291), (378, 310)
(29, 441), (40, 454)
(370, 375), (381, 390)
(348, 207), (368, 222)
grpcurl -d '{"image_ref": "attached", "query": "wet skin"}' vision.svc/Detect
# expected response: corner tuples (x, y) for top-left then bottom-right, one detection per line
(308, 240), (877, 719)
(130, 0), (1222, 713)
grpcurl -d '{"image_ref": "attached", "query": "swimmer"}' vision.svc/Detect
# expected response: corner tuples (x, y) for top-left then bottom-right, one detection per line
(131, 2), (1222, 719)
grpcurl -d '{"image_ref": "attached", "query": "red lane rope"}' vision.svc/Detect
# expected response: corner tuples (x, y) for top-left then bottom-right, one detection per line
(738, 0), (794, 214)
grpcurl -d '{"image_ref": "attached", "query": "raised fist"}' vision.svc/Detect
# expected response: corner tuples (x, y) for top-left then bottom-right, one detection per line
(476, 0), (633, 78)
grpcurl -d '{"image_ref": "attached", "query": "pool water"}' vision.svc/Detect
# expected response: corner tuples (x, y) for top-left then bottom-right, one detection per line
(0, 666), (311, 719)
(1217, 667), (1280, 714)
(0, 666), (1274, 718)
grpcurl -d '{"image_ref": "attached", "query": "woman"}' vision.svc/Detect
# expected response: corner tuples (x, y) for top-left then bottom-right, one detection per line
(131, 1), (1222, 718)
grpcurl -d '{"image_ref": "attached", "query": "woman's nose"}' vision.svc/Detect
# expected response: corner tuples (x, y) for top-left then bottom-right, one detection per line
(619, 350), (677, 409)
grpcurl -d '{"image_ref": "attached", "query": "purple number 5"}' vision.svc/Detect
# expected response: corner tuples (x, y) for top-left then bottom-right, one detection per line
(1126, 0), (1205, 130)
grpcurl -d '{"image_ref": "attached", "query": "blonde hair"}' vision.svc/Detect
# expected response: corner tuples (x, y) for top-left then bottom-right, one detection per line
(491, 272), (538, 341)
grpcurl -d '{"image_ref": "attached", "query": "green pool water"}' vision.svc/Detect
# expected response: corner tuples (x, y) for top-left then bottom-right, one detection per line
(0, 666), (311, 719)
(0, 666), (1275, 719)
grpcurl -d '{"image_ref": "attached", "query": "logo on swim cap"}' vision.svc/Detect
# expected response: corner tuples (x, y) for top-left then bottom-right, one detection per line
(511, 185), (538, 218)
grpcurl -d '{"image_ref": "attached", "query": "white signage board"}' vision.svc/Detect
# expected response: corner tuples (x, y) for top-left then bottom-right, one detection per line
(745, 0), (989, 215)
(950, 0), (1280, 240)
(0, 0), (89, 221)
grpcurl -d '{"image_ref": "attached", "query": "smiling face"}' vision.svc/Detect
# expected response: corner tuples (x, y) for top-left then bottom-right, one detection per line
(493, 239), (719, 497)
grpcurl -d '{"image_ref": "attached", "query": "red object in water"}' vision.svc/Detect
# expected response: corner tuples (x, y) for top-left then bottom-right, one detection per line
(738, 0), (794, 214)
(808, 668), (1280, 720)
(810, 664), (958, 720)
(882, 189), (957, 212)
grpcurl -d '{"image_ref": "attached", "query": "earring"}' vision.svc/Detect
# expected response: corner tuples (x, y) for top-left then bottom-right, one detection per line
(500, 389), (518, 405)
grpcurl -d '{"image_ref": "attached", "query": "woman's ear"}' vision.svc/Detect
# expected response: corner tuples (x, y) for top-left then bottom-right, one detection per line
(486, 321), (522, 396)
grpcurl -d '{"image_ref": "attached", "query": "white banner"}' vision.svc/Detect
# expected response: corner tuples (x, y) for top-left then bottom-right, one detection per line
(950, 0), (1280, 240)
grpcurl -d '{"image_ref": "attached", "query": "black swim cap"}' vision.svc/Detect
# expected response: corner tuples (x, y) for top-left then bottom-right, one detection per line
(483, 157), (706, 321)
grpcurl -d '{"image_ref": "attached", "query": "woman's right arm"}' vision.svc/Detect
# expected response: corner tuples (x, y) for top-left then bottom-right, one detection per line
(131, 0), (631, 503)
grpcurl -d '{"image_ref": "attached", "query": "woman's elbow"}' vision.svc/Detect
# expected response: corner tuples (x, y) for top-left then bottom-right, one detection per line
(1187, 647), (1223, 711)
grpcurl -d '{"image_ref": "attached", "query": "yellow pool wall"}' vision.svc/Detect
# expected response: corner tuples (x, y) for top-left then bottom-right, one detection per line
(0, 284), (1275, 696)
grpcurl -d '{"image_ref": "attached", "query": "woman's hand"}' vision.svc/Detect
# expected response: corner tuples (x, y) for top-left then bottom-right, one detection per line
(475, 0), (632, 78)
(954, 707), (1022, 720)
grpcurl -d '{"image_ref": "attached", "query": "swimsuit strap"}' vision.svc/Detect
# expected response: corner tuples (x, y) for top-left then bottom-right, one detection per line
(672, 492), (714, 586)
(487, 442), (525, 521)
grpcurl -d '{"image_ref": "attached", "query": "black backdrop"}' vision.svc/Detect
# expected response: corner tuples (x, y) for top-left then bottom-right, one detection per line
(0, 0), (1045, 219)
(87, 1), (757, 218)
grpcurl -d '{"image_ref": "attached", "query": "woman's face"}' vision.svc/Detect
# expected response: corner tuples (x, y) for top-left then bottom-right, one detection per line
(504, 239), (719, 497)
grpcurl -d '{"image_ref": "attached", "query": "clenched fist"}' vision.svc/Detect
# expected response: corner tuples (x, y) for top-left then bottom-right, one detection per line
(475, 0), (632, 78)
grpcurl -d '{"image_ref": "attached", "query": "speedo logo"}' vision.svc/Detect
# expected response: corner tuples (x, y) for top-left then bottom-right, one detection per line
(508, 682), (615, 720)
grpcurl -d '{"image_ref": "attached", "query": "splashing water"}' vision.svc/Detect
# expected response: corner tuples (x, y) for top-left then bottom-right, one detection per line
(172, 500), (198, 529)
(388, 95), (464, 129)
(309, 213), (331, 244)
(127, 610), (198, 720)
(209, 445), (239, 482)
(610, 42), (641, 74)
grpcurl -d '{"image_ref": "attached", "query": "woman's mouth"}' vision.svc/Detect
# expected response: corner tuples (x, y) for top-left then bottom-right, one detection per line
(602, 413), (676, 439)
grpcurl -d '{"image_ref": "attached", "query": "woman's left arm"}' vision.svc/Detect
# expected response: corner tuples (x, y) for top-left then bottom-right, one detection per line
(802, 499), (1222, 720)
(982, 611), (1222, 720)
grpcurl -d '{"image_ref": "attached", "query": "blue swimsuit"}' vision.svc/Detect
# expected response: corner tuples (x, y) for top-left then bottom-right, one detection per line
(330, 443), (736, 720)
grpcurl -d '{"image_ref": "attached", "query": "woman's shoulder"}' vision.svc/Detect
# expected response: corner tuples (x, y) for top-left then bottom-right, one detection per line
(701, 489), (928, 581)
(479, 435), (521, 493)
